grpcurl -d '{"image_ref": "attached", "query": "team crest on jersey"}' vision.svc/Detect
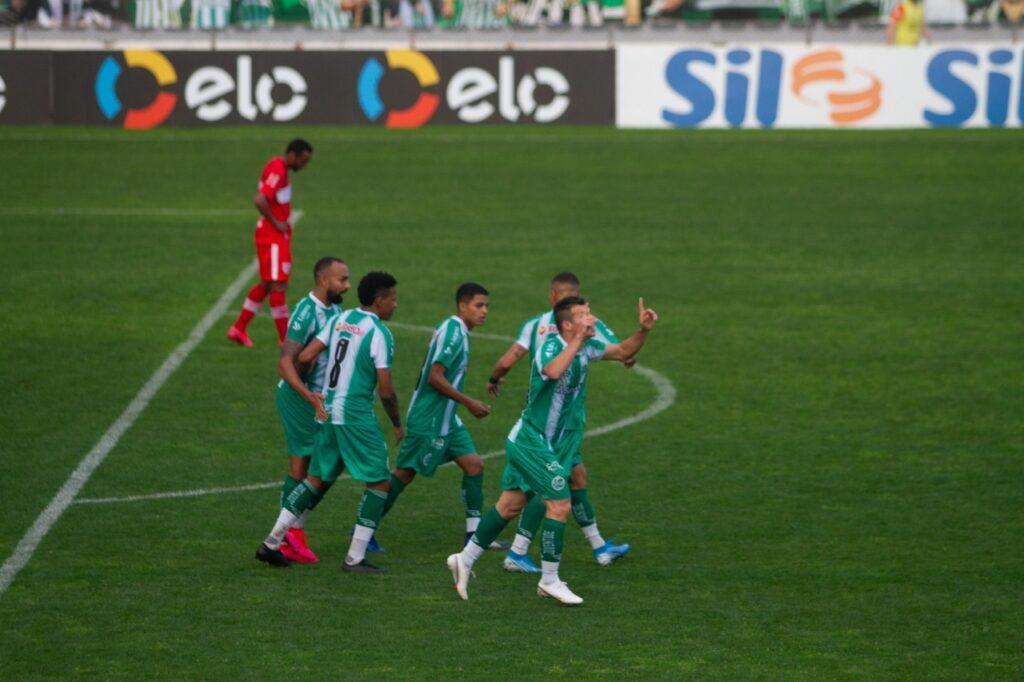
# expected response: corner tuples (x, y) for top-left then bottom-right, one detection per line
(551, 475), (566, 491)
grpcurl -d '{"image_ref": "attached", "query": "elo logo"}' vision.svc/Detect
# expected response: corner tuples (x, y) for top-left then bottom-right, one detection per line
(95, 50), (177, 129)
(791, 50), (881, 125)
(358, 50), (440, 128)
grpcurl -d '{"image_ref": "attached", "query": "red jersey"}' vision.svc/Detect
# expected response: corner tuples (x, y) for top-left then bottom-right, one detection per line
(254, 156), (292, 244)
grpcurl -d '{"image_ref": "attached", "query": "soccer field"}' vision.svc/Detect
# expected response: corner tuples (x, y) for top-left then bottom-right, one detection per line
(0, 126), (1021, 678)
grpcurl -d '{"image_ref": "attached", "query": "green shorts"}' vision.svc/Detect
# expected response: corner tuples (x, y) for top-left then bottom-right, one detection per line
(396, 424), (477, 477)
(276, 384), (318, 458)
(500, 425), (572, 501)
(310, 422), (390, 484)
(557, 430), (585, 468)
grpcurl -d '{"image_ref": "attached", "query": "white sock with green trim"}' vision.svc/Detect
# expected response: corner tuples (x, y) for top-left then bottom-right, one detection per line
(264, 508), (298, 550)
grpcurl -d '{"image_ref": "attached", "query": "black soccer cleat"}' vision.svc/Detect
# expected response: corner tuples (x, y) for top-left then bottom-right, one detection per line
(342, 558), (387, 574)
(256, 543), (292, 567)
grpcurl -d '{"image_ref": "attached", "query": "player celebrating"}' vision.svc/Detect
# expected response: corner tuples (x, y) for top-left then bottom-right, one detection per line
(377, 283), (505, 547)
(227, 138), (314, 348)
(274, 256), (350, 563)
(256, 272), (403, 573)
(487, 272), (631, 572)
(447, 296), (658, 605)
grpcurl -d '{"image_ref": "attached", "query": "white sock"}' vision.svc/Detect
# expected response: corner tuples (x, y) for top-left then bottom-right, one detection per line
(540, 560), (560, 585)
(582, 523), (605, 550)
(294, 509), (309, 529)
(511, 533), (532, 555)
(460, 539), (486, 568)
(345, 524), (374, 565)
(263, 508), (298, 550)
(465, 516), (480, 534)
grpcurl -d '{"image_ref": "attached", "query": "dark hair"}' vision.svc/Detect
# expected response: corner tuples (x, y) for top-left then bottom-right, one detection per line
(456, 282), (489, 304)
(313, 256), (344, 280)
(551, 272), (580, 287)
(553, 295), (587, 329)
(286, 138), (313, 156)
(358, 271), (397, 306)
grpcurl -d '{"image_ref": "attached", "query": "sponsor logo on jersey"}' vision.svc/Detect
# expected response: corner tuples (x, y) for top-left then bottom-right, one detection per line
(336, 322), (365, 335)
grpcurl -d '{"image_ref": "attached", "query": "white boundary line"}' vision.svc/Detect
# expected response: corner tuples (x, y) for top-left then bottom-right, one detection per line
(0, 210), (302, 598)
(75, 321), (677, 506)
(0, 208), (250, 217)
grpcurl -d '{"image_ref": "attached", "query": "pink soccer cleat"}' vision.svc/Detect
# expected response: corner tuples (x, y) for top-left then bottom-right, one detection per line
(284, 528), (319, 563)
(227, 326), (254, 347)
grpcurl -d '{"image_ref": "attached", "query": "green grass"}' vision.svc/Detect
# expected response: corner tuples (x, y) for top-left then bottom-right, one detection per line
(0, 127), (1021, 678)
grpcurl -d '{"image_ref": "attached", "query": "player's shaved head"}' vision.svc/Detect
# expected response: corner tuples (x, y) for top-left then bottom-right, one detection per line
(314, 256), (345, 280)
(550, 272), (581, 306)
(554, 295), (588, 330)
(551, 272), (580, 287)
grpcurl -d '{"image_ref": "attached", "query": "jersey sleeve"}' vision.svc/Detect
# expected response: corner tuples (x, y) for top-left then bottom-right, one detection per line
(514, 317), (536, 350)
(594, 318), (620, 345)
(890, 4), (904, 20)
(534, 335), (563, 379)
(315, 314), (338, 347)
(370, 325), (394, 370)
(259, 160), (284, 200)
(432, 320), (464, 370)
(584, 338), (607, 361)
(286, 301), (315, 344)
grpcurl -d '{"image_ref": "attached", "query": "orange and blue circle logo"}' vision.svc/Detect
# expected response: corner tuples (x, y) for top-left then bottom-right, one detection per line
(357, 50), (439, 128)
(95, 50), (177, 129)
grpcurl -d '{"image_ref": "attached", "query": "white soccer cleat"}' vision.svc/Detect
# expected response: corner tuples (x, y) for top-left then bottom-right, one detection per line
(447, 553), (471, 601)
(536, 580), (584, 606)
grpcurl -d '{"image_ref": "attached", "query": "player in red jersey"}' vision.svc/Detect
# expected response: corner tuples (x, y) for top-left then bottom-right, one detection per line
(228, 138), (314, 347)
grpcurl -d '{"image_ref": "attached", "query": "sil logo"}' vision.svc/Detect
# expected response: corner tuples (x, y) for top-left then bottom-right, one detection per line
(95, 50), (177, 129)
(791, 50), (881, 125)
(357, 50), (440, 128)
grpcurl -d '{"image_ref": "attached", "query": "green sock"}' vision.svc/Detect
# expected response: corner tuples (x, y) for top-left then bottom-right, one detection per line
(470, 506), (511, 549)
(540, 517), (566, 563)
(570, 488), (596, 527)
(461, 473), (483, 521)
(308, 481), (333, 512)
(516, 493), (547, 540)
(280, 475), (301, 509)
(284, 480), (317, 516)
(381, 474), (407, 518)
(356, 488), (388, 529)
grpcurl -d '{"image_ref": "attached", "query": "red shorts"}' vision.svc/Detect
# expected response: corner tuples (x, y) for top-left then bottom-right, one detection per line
(257, 240), (292, 282)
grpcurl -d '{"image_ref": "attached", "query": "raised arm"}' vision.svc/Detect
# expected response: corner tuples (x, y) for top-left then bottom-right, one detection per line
(487, 343), (528, 397)
(377, 368), (404, 445)
(602, 298), (659, 362)
(429, 363), (491, 418)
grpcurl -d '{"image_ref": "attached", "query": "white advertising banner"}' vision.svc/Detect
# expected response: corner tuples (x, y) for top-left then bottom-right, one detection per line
(617, 44), (1024, 129)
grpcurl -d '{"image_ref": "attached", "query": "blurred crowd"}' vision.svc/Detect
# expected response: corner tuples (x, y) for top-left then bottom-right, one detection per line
(1, 0), (1020, 29)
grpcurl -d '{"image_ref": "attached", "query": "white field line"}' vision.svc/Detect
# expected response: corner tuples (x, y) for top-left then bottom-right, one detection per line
(0, 207), (250, 217)
(75, 320), (677, 506)
(0, 211), (302, 598)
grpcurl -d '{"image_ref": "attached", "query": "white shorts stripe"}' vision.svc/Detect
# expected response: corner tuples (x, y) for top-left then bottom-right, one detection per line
(270, 243), (279, 280)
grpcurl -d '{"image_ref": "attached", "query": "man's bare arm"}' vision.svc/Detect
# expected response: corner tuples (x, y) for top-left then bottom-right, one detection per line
(376, 368), (405, 444)
(254, 192), (288, 234)
(280, 338), (327, 419)
(428, 363), (490, 418)
(602, 298), (658, 362)
(487, 343), (528, 397)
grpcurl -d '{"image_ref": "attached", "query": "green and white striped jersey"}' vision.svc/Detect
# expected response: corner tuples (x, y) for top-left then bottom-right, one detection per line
(406, 316), (470, 437)
(514, 310), (619, 431)
(509, 332), (607, 448)
(278, 292), (341, 393)
(314, 308), (395, 426)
